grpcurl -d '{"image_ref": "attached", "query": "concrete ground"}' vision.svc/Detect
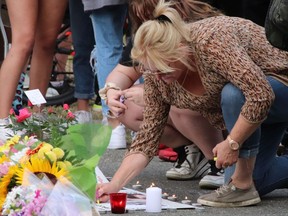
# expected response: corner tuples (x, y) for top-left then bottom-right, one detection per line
(97, 149), (288, 216)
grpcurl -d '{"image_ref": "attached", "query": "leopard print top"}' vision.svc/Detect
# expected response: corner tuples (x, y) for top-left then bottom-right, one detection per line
(127, 16), (288, 161)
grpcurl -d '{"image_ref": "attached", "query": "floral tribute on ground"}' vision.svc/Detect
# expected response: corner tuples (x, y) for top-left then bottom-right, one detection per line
(0, 104), (111, 216)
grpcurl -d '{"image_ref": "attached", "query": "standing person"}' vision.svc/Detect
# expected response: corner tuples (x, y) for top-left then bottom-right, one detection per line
(96, 0), (288, 207)
(82, 0), (128, 149)
(100, 0), (225, 187)
(0, 0), (68, 142)
(69, 0), (95, 124)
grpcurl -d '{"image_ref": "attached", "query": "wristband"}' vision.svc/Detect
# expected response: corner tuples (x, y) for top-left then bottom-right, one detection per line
(99, 82), (121, 101)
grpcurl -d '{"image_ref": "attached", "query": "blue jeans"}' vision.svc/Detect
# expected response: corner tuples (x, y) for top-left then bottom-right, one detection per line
(69, 0), (95, 100)
(90, 4), (127, 116)
(221, 76), (288, 196)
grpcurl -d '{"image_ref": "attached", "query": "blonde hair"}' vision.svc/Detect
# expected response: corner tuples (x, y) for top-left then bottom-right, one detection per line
(131, 0), (194, 73)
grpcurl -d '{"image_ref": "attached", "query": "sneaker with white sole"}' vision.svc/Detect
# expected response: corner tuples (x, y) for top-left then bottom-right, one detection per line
(166, 144), (210, 180)
(197, 182), (261, 207)
(107, 124), (127, 149)
(74, 110), (93, 124)
(199, 160), (224, 189)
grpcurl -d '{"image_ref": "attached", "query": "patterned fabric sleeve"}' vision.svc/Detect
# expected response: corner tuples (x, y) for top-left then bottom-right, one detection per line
(125, 75), (171, 161)
(197, 27), (275, 124)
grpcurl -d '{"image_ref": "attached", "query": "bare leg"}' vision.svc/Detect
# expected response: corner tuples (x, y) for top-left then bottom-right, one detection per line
(168, 107), (224, 160)
(0, 0), (38, 118)
(232, 157), (256, 189)
(29, 0), (68, 98)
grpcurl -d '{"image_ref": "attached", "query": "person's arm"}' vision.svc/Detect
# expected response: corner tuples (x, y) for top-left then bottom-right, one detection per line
(200, 28), (274, 167)
(97, 153), (148, 202)
(99, 64), (142, 116)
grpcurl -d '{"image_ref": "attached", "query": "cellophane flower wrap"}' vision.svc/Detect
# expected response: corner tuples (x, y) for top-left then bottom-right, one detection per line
(0, 105), (112, 216)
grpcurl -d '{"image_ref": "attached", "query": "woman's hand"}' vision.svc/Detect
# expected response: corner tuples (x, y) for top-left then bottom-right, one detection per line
(96, 181), (121, 203)
(212, 139), (239, 169)
(123, 84), (145, 107)
(106, 89), (127, 116)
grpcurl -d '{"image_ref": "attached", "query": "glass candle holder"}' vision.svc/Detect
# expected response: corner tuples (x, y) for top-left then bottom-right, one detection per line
(110, 193), (127, 214)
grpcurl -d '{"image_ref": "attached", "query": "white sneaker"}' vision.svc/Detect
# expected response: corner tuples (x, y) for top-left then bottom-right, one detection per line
(107, 124), (127, 149)
(199, 160), (224, 189)
(166, 144), (210, 180)
(74, 110), (93, 124)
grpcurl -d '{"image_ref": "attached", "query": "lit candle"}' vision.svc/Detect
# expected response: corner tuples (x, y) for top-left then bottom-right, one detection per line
(181, 196), (192, 205)
(162, 192), (169, 199)
(132, 181), (143, 190)
(167, 194), (177, 201)
(146, 183), (162, 213)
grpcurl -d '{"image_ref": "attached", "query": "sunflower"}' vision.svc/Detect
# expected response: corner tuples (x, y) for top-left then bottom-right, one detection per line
(0, 165), (19, 209)
(0, 154), (9, 164)
(15, 157), (68, 185)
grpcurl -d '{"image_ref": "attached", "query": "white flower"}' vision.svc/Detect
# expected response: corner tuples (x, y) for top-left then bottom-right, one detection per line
(10, 147), (29, 163)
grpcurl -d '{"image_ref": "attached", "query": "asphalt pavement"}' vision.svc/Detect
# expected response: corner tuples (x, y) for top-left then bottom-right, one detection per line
(97, 149), (288, 216)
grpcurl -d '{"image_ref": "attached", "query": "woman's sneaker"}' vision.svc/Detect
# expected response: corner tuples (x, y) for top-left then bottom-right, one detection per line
(107, 124), (127, 149)
(166, 144), (209, 180)
(74, 110), (93, 124)
(199, 160), (224, 189)
(197, 182), (261, 207)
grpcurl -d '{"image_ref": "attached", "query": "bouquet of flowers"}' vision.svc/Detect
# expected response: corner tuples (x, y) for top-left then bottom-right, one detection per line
(7, 104), (76, 143)
(0, 106), (112, 216)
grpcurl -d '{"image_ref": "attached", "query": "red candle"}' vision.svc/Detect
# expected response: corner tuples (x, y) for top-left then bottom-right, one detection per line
(110, 193), (127, 214)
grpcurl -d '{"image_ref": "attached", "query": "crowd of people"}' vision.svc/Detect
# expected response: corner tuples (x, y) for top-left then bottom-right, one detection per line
(0, 0), (287, 209)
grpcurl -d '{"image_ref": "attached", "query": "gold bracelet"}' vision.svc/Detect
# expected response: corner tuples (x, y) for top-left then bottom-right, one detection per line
(99, 82), (121, 101)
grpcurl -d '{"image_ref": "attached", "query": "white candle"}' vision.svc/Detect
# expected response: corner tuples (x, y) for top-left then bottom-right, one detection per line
(167, 194), (177, 201)
(181, 196), (192, 205)
(146, 186), (162, 213)
(132, 181), (143, 190)
(162, 192), (169, 199)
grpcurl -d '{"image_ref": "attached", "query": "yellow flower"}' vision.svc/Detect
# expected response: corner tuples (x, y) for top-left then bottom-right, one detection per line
(45, 151), (57, 162)
(15, 157), (68, 185)
(64, 161), (72, 167)
(52, 148), (64, 159)
(0, 165), (19, 209)
(56, 161), (67, 169)
(0, 155), (9, 164)
(37, 146), (52, 159)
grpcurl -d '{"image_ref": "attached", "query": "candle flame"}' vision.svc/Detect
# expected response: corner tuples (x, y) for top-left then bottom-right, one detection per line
(136, 181), (140, 184)
(172, 194), (176, 198)
(150, 183), (155, 187)
(185, 196), (188, 200)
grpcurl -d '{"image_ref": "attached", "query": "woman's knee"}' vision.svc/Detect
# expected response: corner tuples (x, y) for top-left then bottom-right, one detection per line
(221, 83), (245, 111)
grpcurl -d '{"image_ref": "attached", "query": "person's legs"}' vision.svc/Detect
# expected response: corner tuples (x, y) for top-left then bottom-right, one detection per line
(252, 76), (288, 196)
(29, 0), (68, 102)
(0, 0), (37, 119)
(198, 77), (288, 207)
(69, 0), (95, 123)
(0, 0), (38, 142)
(90, 4), (128, 148)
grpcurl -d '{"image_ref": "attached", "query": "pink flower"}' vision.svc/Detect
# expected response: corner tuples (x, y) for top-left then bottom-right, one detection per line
(66, 111), (75, 120)
(63, 104), (69, 110)
(9, 108), (15, 115)
(16, 108), (32, 123)
(47, 107), (54, 114)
